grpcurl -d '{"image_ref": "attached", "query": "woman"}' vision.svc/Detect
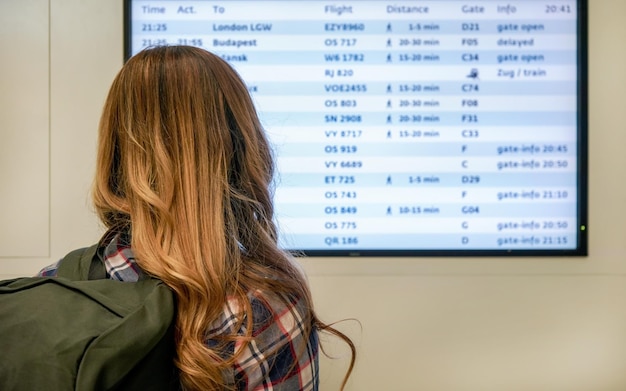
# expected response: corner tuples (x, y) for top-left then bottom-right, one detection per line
(87, 45), (354, 390)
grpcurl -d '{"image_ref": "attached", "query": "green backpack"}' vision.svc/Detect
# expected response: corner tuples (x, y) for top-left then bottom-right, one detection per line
(0, 245), (179, 390)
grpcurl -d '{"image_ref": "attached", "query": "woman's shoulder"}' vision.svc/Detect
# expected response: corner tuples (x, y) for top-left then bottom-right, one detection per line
(208, 291), (319, 390)
(208, 290), (314, 340)
(250, 291), (310, 334)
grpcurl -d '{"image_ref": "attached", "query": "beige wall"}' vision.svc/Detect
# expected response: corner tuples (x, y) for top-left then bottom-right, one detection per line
(1, 1), (625, 390)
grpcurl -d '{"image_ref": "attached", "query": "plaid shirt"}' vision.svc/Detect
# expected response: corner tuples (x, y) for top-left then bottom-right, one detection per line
(39, 233), (319, 390)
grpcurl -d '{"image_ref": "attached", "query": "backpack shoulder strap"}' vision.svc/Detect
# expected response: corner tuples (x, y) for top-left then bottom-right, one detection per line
(56, 244), (100, 281)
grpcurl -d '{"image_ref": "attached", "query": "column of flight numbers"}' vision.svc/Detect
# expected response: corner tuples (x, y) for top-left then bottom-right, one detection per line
(273, 4), (392, 249)
(317, 7), (368, 249)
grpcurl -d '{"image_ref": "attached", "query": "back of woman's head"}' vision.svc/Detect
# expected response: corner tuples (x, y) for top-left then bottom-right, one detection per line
(93, 46), (303, 389)
(94, 45), (277, 257)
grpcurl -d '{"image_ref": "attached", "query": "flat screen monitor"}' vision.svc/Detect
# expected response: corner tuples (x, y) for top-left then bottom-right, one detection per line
(125, 0), (588, 256)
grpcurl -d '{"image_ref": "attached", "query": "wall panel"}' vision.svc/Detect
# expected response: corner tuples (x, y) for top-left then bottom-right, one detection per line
(0, 0), (50, 259)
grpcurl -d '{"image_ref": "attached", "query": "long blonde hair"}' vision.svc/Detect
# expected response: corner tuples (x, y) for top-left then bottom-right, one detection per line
(92, 46), (354, 390)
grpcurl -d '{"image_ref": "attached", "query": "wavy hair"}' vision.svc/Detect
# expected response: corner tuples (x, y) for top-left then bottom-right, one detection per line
(92, 46), (355, 390)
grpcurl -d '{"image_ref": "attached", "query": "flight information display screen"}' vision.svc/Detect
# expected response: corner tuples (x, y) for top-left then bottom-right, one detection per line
(125, 0), (587, 256)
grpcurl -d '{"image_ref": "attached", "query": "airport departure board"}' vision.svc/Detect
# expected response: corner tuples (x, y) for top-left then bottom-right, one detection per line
(125, 0), (587, 256)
